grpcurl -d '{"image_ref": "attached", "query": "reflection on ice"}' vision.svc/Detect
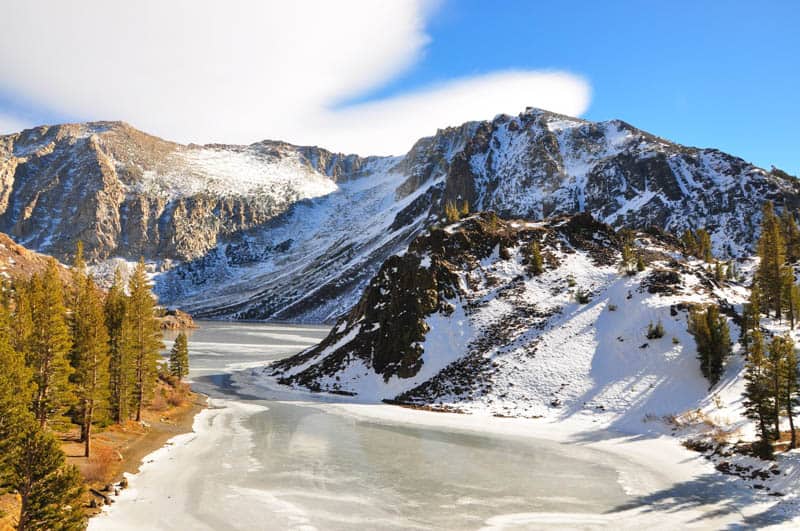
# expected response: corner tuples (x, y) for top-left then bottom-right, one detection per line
(90, 321), (778, 531)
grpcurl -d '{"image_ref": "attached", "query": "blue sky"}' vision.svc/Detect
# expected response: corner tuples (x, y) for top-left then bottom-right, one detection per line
(360, 0), (799, 174)
(1, 1), (797, 173)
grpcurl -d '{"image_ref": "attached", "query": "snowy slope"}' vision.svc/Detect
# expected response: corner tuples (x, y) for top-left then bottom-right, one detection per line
(264, 213), (746, 434)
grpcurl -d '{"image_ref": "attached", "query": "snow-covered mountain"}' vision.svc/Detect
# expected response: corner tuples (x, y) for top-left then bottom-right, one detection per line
(266, 212), (745, 428)
(1, 108), (797, 321)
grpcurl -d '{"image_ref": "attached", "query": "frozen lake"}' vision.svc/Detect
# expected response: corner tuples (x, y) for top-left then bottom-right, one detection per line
(89, 322), (777, 530)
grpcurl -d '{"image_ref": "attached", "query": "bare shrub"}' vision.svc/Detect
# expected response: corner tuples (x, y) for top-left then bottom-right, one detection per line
(83, 446), (118, 483)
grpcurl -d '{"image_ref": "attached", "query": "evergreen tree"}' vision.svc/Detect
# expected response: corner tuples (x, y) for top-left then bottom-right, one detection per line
(714, 260), (725, 282)
(695, 228), (713, 262)
(444, 201), (460, 223)
(69, 242), (86, 309)
(106, 268), (133, 423)
(681, 229), (698, 257)
(11, 425), (85, 531)
(28, 260), (73, 428)
(71, 275), (110, 457)
(782, 267), (800, 329)
(169, 332), (190, 381)
(778, 335), (799, 449)
(0, 297), (34, 486)
(12, 280), (35, 361)
(726, 261), (736, 281)
(127, 259), (163, 422)
(741, 284), (762, 352)
(743, 328), (777, 458)
(619, 230), (636, 275)
(757, 201), (786, 318)
(781, 208), (800, 263)
(636, 253), (646, 272)
(689, 305), (731, 386)
(527, 240), (544, 276)
(767, 335), (792, 439)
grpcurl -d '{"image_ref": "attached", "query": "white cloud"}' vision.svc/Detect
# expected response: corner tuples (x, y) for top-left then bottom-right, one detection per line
(0, 1), (590, 155)
(314, 70), (590, 155)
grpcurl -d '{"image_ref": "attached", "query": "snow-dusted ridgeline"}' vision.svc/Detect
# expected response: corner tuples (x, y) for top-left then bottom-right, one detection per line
(1, 108), (798, 321)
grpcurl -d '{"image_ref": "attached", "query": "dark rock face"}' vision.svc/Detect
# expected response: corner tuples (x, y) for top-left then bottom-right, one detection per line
(2, 108), (798, 322)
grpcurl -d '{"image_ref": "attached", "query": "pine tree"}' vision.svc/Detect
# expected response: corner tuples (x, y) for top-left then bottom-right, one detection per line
(726, 261), (736, 281)
(782, 266), (800, 329)
(127, 260), (163, 422)
(757, 201), (786, 318)
(106, 268), (133, 423)
(619, 230), (636, 275)
(28, 260), (73, 428)
(714, 261), (725, 282)
(781, 208), (800, 263)
(527, 240), (544, 276)
(741, 284), (762, 352)
(69, 242), (86, 309)
(636, 253), (646, 272)
(681, 229), (698, 257)
(67, 242), (87, 436)
(169, 332), (190, 381)
(689, 305), (731, 386)
(11, 425), (85, 531)
(767, 335), (791, 439)
(0, 297), (34, 486)
(71, 275), (110, 457)
(778, 335), (799, 449)
(11, 280), (35, 368)
(444, 201), (460, 223)
(743, 328), (777, 458)
(695, 228), (713, 262)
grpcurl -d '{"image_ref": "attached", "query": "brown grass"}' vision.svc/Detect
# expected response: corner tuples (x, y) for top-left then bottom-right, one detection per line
(82, 445), (119, 483)
(667, 408), (742, 446)
(149, 391), (168, 412)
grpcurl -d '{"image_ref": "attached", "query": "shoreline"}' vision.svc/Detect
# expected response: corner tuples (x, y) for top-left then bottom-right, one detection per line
(0, 389), (207, 529)
(109, 393), (207, 482)
(79, 389), (208, 518)
(94, 371), (785, 530)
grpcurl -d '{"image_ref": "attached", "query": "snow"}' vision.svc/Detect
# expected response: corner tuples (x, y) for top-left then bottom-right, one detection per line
(133, 146), (338, 201)
(252, 231), (735, 430)
(155, 155), (433, 322)
(314, 301), (474, 400)
(96, 312), (800, 529)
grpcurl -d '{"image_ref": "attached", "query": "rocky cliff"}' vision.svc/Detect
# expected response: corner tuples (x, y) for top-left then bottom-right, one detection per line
(0, 121), (367, 262)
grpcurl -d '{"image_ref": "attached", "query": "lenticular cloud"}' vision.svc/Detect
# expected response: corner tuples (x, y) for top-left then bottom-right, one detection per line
(0, 0), (591, 155)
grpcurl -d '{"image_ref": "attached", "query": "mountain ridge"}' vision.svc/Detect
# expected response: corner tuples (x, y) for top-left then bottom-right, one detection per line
(1, 108), (797, 322)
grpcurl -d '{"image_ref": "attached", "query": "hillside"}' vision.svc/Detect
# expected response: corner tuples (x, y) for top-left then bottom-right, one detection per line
(1, 109), (797, 322)
(264, 213), (745, 430)
(0, 230), (69, 282)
